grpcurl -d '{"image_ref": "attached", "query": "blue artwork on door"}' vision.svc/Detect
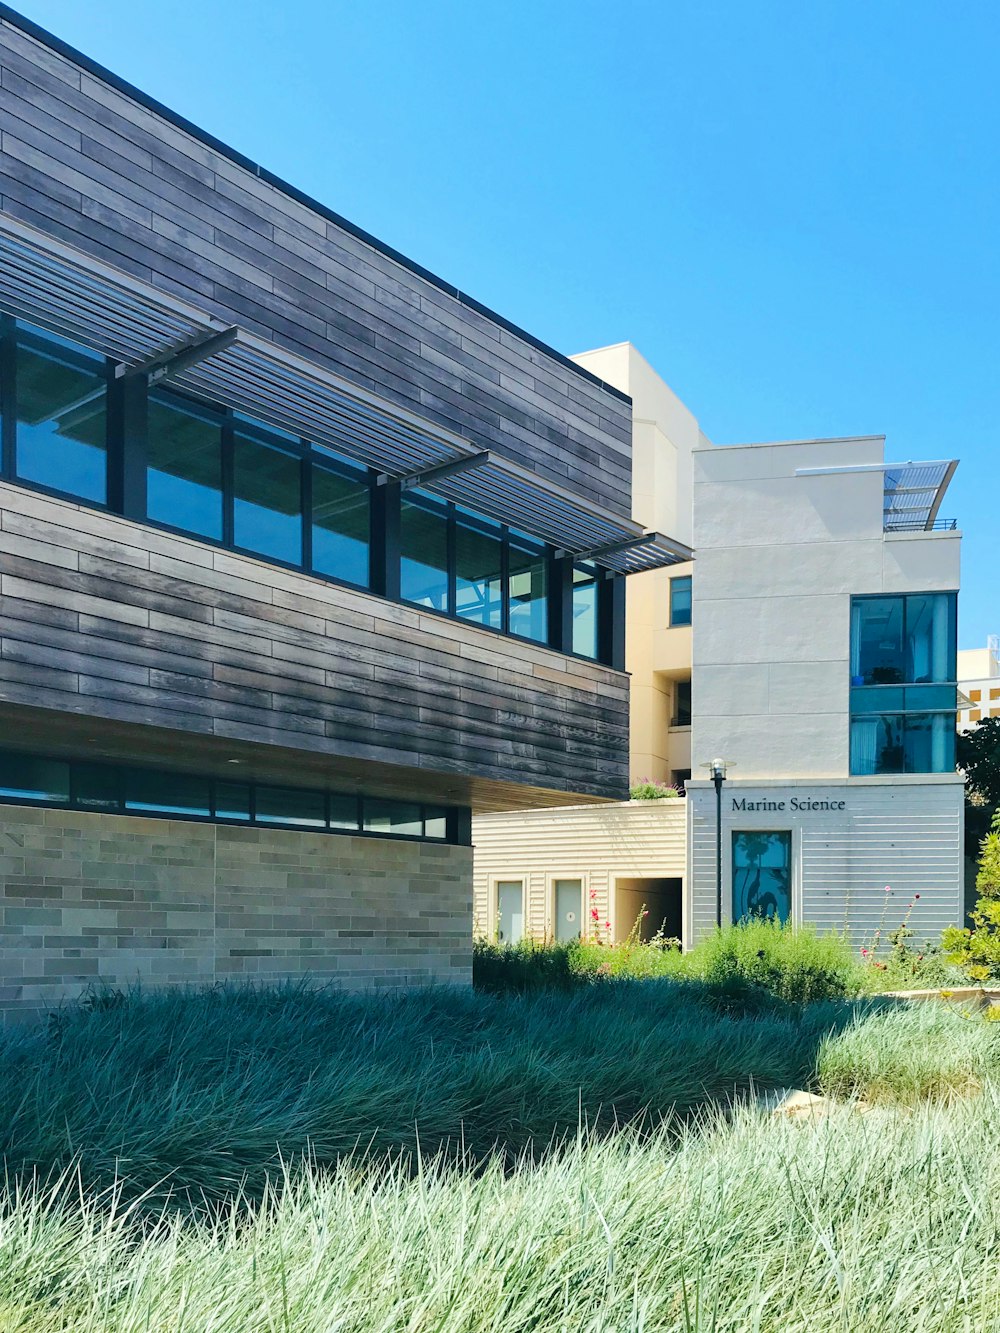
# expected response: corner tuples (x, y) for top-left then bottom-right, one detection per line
(731, 831), (792, 924)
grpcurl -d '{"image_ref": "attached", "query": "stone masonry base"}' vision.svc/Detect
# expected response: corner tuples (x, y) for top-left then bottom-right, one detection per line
(0, 803), (472, 1023)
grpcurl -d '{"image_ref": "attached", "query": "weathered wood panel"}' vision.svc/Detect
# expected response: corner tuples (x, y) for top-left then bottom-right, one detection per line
(0, 13), (632, 513)
(0, 484), (630, 806)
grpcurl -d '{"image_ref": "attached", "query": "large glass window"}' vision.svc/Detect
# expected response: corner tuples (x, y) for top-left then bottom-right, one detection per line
(147, 392), (224, 540)
(732, 831), (791, 924)
(14, 326), (107, 503)
(234, 431), (303, 564)
(572, 563), (599, 659)
(455, 508), (503, 629)
(508, 531), (548, 644)
(849, 593), (957, 774)
(312, 460), (370, 587)
(125, 771), (211, 817)
(401, 490), (449, 611)
(670, 575), (692, 627)
(255, 785), (326, 828)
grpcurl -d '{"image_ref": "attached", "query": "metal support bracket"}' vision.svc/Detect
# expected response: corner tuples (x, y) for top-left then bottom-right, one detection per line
(376, 450), (491, 490)
(115, 325), (239, 386)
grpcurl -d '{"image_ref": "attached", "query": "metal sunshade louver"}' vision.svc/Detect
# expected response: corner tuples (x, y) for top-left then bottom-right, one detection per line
(0, 213), (693, 572)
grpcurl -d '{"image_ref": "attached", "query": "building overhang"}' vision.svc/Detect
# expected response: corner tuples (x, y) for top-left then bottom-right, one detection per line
(793, 458), (959, 532)
(0, 214), (691, 574)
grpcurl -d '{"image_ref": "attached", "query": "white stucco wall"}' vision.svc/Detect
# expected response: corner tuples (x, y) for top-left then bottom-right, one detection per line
(690, 437), (961, 780)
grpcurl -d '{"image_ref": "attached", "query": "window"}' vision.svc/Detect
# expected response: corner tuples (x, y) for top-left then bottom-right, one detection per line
(553, 877), (583, 942)
(508, 531), (548, 644)
(147, 392), (224, 540)
(670, 575), (692, 627)
(233, 430), (303, 564)
(571, 563), (599, 659)
(312, 460), (370, 587)
(849, 593), (957, 774)
(732, 831), (791, 924)
(673, 680), (692, 727)
(496, 879), (525, 944)
(14, 324), (107, 503)
(455, 508), (503, 629)
(401, 490), (449, 611)
(0, 751), (466, 843)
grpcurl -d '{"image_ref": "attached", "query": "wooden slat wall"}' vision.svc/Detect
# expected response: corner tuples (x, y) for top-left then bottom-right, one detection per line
(0, 16), (632, 514)
(0, 483), (630, 803)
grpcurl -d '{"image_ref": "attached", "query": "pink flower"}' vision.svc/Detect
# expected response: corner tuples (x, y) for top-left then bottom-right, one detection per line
(884, 885), (892, 894)
(861, 948), (869, 957)
(591, 908), (600, 921)
(914, 894), (921, 900)
(642, 910), (649, 917)
(590, 888), (597, 900)
(604, 920), (611, 930)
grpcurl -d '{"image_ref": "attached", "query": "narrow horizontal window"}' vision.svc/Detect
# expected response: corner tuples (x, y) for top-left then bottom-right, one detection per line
(125, 771), (211, 816)
(363, 799), (423, 837)
(423, 807), (449, 839)
(255, 786), (326, 828)
(73, 763), (120, 810)
(329, 794), (361, 830)
(0, 754), (70, 803)
(214, 782), (251, 822)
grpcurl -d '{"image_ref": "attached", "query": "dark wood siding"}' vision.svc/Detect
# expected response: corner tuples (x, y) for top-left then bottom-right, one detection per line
(0, 484), (630, 806)
(0, 16), (632, 514)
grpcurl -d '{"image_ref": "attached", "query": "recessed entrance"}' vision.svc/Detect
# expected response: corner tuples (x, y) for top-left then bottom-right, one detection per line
(615, 877), (682, 943)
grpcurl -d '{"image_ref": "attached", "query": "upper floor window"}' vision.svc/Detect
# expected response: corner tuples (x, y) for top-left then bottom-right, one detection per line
(670, 574), (692, 626)
(849, 593), (957, 775)
(11, 323), (108, 504)
(673, 679), (692, 727)
(571, 562), (599, 659)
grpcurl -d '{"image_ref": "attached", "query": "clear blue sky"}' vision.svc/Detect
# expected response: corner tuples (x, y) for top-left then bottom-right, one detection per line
(12, 0), (998, 648)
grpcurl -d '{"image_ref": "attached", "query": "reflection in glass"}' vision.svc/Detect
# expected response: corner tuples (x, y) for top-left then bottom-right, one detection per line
(15, 330), (107, 502)
(125, 771), (211, 816)
(234, 432), (302, 563)
(363, 800), (422, 837)
(312, 463), (370, 587)
(73, 764), (119, 810)
(214, 782), (251, 821)
(423, 807), (448, 839)
(401, 491), (449, 610)
(732, 831), (791, 924)
(572, 563), (598, 658)
(508, 532), (548, 643)
(670, 575), (692, 626)
(329, 794), (360, 830)
(147, 393), (224, 540)
(255, 786), (326, 828)
(455, 509), (503, 628)
(0, 754), (70, 803)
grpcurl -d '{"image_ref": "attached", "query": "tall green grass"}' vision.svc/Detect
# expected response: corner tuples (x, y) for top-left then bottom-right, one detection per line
(4, 1089), (1000, 1331)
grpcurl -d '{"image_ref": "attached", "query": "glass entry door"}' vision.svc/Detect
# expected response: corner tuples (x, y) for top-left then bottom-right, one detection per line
(731, 832), (792, 924)
(553, 878), (583, 942)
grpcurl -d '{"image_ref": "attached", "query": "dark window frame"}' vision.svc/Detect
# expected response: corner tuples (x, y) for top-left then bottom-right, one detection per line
(669, 574), (692, 627)
(0, 320), (624, 667)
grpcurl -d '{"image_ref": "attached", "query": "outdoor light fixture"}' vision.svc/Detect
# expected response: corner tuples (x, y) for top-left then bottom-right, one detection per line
(700, 757), (733, 928)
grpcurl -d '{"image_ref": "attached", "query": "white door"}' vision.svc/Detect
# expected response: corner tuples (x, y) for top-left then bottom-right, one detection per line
(554, 878), (582, 942)
(496, 880), (524, 944)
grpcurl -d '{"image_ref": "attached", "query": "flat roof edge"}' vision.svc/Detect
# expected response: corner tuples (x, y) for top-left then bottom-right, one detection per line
(0, 4), (631, 408)
(695, 434), (887, 452)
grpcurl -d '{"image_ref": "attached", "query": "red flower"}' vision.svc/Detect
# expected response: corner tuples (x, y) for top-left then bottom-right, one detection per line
(591, 908), (600, 921)
(914, 894), (921, 900)
(605, 920), (611, 930)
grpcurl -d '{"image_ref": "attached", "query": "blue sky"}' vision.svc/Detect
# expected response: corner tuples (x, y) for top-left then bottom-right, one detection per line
(13, 0), (998, 648)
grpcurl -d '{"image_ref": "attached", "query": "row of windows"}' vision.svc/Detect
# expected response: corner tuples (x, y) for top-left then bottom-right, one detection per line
(0, 752), (467, 843)
(0, 319), (616, 664)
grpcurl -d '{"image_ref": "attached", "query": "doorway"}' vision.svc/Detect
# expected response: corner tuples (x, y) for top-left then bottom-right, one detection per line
(615, 877), (682, 943)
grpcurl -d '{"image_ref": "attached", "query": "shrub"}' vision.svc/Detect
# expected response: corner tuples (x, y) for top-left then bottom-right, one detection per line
(628, 779), (679, 800)
(698, 919), (863, 1008)
(944, 809), (1000, 982)
(473, 937), (578, 993)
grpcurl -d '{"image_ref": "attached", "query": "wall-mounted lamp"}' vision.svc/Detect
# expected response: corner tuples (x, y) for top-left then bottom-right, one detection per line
(701, 757), (734, 928)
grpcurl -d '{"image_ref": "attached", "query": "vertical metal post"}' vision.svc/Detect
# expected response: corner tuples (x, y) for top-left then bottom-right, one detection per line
(714, 769), (723, 928)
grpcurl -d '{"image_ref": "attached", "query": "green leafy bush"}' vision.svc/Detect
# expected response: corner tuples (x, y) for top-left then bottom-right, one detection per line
(698, 918), (863, 1008)
(944, 810), (1000, 982)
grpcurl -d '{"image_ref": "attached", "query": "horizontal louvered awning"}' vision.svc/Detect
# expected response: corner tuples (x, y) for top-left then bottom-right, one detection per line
(0, 214), (691, 574)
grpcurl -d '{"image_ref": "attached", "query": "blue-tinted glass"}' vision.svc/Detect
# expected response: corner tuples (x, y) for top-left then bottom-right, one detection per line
(732, 831), (791, 924)
(670, 575), (692, 626)
(423, 807), (448, 839)
(234, 433), (302, 564)
(851, 598), (904, 684)
(903, 713), (956, 773)
(15, 331), (106, 503)
(255, 786), (325, 828)
(147, 393), (223, 540)
(0, 753), (69, 802)
(851, 686), (904, 714)
(312, 464), (370, 587)
(572, 564), (599, 658)
(73, 764), (119, 810)
(328, 794), (360, 830)
(125, 771), (210, 816)
(401, 491), (449, 610)
(455, 509), (503, 628)
(902, 684), (957, 712)
(363, 800), (422, 836)
(905, 593), (956, 683)
(215, 782), (251, 821)
(851, 714), (906, 775)
(508, 533), (548, 644)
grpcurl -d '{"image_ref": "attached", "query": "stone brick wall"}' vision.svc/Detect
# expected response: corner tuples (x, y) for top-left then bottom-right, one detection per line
(0, 803), (472, 1022)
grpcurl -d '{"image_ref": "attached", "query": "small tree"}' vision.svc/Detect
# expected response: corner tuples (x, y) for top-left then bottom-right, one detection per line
(943, 809), (1000, 982)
